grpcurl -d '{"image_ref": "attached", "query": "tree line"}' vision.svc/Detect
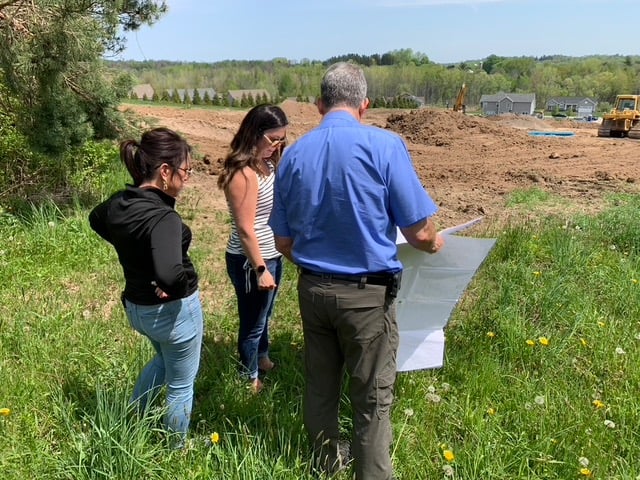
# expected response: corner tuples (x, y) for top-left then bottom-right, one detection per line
(116, 52), (640, 116)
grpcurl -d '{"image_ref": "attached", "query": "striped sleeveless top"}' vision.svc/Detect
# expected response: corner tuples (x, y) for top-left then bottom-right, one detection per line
(225, 161), (281, 260)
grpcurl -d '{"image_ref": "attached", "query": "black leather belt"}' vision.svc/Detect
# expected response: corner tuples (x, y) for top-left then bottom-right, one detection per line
(300, 268), (393, 286)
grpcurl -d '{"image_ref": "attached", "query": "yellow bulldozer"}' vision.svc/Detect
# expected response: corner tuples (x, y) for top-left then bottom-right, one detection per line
(597, 94), (640, 139)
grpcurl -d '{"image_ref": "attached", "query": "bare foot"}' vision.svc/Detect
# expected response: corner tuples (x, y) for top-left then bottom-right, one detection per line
(250, 378), (263, 394)
(258, 357), (275, 372)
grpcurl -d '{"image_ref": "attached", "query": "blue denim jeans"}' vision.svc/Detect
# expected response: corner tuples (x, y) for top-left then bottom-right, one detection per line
(124, 290), (203, 448)
(226, 253), (282, 380)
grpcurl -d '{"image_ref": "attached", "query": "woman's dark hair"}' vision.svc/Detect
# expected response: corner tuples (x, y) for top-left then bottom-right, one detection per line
(217, 104), (288, 190)
(120, 127), (191, 186)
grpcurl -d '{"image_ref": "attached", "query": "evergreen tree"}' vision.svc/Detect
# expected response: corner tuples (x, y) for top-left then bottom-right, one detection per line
(192, 89), (202, 105)
(0, 1), (167, 153)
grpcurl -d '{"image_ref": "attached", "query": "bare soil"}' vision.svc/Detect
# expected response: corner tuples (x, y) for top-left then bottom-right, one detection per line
(121, 102), (640, 233)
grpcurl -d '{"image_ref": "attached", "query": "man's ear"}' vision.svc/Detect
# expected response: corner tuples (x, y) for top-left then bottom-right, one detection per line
(358, 97), (370, 116)
(316, 97), (326, 115)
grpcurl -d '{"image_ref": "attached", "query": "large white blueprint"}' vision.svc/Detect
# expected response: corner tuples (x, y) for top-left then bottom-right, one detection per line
(396, 224), (496, 372)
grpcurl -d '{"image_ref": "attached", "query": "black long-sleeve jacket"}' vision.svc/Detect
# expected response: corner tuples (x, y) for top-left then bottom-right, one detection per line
(89, 185), (198, 305)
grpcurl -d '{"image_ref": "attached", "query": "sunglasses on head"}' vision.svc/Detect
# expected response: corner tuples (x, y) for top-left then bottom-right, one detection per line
(263, 134), (287, 148)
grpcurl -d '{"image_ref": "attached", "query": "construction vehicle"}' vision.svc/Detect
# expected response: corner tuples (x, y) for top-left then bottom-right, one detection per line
(453, 83), (468, 113)
(597, 94), (640, 138)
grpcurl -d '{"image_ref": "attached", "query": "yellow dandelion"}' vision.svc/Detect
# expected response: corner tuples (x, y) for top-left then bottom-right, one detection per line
(580, 338), (588, 347)
(592, 399), (605, 409)
(486, 331), (496, 338)
(486, 407), (496, 415)
(597, 321), (605, 328)
(439, 443), (448, 450)
(538, 337), (549, 346)
(0, 408), (10, 416)
(526, 339), (535, 346)
(632, 278), (638, 284)
(580, 467), (592, 476)
(443, 449), (455, 462)
(533, 271), (541, 276)
(210, 432), (220, 444)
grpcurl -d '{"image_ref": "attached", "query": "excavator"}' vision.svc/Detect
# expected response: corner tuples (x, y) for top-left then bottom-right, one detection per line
(597, 94), (640, 138)
(453, 83), (468, 113)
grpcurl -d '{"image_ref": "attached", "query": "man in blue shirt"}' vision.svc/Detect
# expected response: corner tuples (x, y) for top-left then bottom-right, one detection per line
(270, 62), (444, 480)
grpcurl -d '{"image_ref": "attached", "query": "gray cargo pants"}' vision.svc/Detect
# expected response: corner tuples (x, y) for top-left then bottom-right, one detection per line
(298, 273), (399, 480)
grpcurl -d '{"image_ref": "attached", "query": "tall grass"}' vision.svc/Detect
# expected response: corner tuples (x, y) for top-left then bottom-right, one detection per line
(2, 184), (640, 478)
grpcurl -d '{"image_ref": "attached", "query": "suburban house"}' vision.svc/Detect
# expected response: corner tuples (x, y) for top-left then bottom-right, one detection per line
(545, 97), (597, 117)
(227, 89), (270, 105)
(130, 83), (154, 100)
(479, 92), (536, 116)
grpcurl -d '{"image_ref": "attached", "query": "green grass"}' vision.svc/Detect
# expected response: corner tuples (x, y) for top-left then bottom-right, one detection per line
(2, 184), (640, 478)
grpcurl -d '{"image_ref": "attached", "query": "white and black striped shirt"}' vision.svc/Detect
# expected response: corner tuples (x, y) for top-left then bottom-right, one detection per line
(226, 162), (281, 260)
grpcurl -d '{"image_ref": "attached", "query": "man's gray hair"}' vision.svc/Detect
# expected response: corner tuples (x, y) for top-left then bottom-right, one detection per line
(320, 62), (367, 110)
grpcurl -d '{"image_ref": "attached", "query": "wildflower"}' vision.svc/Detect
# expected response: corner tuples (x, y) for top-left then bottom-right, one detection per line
(604, 419), (616, 429)
(580, 467), (592, 476)
(526, 339), (535, 346)
(427, 385), (436, 393)
(486, 331), (496, 338)
(578, 456), (589, 467)
(0, 408), (10, 416)
(580, 338), (588, 347)
(632, 278), (638, 284)
(404, 408), (414, 417)
(443, 449), (455, 462)
(439, 443), (448, 450)
(534, 395), (545, 406)
(210, 432), (220, 444)
(592, 399), (605, 409)
(442, 464), (454, 477)
(524, 402), (533, 410)
(48, 221), (55, 228)
(426, 393), (441, 403)
(486, 407), (496, 415)
(609, 244), (617, 250)
(440, 382), (451, 392)
(597, 321), (605, 328)
(533, 271), (541, 276)
(538, 337), (549, 346)
(615, 347), (626, 355)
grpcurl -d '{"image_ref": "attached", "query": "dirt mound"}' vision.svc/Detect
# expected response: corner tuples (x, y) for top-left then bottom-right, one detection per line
(121, 102), (640, 232)
(385, 109), (531, 147)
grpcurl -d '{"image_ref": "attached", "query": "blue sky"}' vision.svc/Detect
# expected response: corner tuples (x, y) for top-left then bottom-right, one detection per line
(119, 0), (639, 64)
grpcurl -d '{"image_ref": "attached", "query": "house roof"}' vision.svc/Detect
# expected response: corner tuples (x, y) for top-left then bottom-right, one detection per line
(131, 83), (154, 98)
(480, 92), (536, 103)
(228, 89), (270, 100)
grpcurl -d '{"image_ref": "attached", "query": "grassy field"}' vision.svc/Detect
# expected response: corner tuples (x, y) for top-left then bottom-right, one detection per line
(2, 162), (640, 478)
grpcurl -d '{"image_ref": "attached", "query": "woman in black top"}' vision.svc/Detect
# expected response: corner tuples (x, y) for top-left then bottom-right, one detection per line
(89, 127), (203, 449)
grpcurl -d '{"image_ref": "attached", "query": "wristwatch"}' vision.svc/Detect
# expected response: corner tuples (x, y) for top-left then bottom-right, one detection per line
(255, 265), (266, 274)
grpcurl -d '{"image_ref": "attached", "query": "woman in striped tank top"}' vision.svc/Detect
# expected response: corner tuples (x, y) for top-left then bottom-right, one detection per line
(218, 104), (289, 393)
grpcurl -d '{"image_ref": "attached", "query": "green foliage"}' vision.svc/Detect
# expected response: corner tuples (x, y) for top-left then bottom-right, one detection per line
(64, 140), (122, 203)
(0, 1), (167, 153)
